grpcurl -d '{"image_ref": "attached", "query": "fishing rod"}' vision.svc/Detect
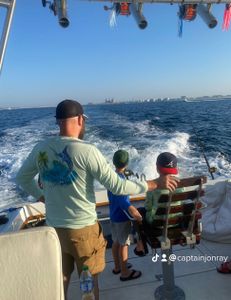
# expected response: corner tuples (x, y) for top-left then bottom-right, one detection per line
(191, 124), (216, 180)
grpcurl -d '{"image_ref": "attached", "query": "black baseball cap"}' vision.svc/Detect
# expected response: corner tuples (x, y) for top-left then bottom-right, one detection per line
(113, 150), (129, 168)
(156, 152), (178, 175)
(55, 99), (88, 119)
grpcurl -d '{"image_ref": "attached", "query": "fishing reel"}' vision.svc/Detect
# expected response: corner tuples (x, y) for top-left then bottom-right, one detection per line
(124, 169), (139, 179)
(115, 3), (131, 16)
(104, 2), (147, 29)
(104, 3), (130, 16)
(42, 0), (69, 28)
(209, 167), (217, 174)
(124, 169), (146, 181)
(178, 4), (197, 22)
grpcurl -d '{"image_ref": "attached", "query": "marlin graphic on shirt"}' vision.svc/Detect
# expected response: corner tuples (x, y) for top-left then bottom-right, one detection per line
(38, 146), (78, 185)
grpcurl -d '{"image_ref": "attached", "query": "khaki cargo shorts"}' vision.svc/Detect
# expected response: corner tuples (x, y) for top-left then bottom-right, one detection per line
(55, 222), (107, 277)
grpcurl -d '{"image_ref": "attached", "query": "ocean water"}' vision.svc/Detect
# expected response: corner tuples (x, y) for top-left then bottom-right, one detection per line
(1, 100), (231, 209)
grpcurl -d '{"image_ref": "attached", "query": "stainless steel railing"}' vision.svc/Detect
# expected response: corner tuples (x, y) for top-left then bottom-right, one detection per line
(0, 0), (16, 73)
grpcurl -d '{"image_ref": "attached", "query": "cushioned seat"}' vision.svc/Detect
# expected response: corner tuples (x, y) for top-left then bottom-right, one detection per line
(0, 226), (64, 300)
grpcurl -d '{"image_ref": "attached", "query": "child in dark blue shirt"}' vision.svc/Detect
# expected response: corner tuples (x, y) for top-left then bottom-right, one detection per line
(107, 150), (143, 281)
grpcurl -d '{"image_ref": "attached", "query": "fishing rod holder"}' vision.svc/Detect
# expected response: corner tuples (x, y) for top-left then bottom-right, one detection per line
(0, 0), (16, 74)
(197, 3), (217, 28)
(130, 2), (148, 29)
(42, 0), (69, 28)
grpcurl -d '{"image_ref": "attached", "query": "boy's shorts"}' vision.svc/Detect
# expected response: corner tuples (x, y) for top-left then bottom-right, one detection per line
(111, 221), (131, 246)
(55, 222), (107, 277)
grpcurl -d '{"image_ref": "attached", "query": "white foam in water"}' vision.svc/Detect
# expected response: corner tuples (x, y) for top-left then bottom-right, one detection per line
(88, 117), (201, 180)
(1, 108), (231, 209)
(89, 115), (231, 183)
(87, 116), (227, 183)
(213, 153), (231, 178)
(0, 115), (58, 209)
(125, 131), (193, 179)
(133, 120), (162, 137)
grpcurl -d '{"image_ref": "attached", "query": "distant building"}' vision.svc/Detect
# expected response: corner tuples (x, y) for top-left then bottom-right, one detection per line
(105, 98), (114, 104)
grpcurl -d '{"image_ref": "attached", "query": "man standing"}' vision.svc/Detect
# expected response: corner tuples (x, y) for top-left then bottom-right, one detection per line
(16, 99), (178, 300)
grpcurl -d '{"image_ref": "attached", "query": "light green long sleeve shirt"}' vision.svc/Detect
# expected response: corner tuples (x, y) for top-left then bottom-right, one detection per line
(16, 136), (148, 229)
(145, 187), (184, 224)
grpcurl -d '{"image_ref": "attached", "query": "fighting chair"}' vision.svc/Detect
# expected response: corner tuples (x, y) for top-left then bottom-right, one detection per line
(137, 176), (207, 300)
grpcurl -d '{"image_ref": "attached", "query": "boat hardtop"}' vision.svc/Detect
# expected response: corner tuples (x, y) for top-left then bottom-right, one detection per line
(1, 0), (231, 73)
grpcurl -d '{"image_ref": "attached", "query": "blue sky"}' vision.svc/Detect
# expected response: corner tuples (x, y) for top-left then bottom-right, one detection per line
(0, 1), (231, 107)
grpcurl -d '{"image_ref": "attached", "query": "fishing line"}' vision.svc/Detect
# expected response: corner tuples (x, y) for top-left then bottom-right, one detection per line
(191, 122), (215, 180)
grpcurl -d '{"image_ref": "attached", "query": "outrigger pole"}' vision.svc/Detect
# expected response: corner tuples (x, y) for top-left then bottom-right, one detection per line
(0, 0), (16, 73)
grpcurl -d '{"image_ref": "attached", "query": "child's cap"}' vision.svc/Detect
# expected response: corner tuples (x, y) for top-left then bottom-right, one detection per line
(156, 152), (178, 175)
(113, 150), (129, 168)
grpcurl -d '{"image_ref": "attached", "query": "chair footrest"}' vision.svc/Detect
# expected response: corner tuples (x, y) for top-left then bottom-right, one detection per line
(181, 231), (196, 245)
(157, 237), (171, 250)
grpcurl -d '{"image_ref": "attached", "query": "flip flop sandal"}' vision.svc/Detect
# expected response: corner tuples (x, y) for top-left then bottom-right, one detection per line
(120, 269), (142, 281)
(112, 262), (132, 274)
(134, 247), (147, 257)
(217, 262), (231, 274)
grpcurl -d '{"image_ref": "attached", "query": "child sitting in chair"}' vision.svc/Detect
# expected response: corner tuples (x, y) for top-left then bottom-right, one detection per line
(145, 152), (179, 225)
(133, 152), (180, 256)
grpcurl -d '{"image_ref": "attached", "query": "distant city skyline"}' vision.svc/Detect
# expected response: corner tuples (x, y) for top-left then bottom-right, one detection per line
(1, 93), (231, 109)
(1, 1), (231, 107)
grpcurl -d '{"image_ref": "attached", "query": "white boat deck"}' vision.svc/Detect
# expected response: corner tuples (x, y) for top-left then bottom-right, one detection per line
(67, 238), (231, 300)
(1, 178), (231, 299)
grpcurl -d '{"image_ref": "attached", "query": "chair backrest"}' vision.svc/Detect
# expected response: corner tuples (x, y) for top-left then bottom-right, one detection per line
(0, 226), (64, 300)
(144, 176), (207, 249)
